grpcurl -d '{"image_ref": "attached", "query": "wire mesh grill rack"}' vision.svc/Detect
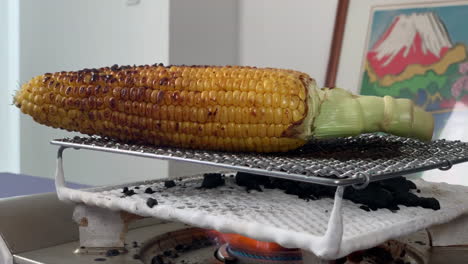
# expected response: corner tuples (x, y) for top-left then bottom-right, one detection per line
(51, 133), (468, 187)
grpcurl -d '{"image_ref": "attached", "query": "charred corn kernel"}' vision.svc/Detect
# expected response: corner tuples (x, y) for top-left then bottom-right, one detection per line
(15, 64), (434, 153)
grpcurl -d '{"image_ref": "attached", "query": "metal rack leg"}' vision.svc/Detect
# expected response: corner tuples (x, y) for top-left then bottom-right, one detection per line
(317, 186), (345, 259)
(0, 234), (13, 264)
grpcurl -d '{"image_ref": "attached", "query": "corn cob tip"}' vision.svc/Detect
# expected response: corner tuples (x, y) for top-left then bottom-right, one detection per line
(312, 88), (434, 141)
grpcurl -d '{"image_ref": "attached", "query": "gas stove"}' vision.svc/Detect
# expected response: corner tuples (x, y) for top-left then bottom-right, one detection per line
(3, 134), (468, 263)
(2, 192), (468, 264)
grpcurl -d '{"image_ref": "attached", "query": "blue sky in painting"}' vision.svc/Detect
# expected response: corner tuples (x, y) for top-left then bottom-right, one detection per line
(369, 3), (468, 50)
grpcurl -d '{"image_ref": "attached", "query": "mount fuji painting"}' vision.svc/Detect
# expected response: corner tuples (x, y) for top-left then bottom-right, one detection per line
(360, 3), (468, 139)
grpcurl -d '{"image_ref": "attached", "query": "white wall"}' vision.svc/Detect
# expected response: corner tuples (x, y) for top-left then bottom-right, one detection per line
(239, 0), (338, 88)
(0, 0), (20, 174)
(19, 0), (170, 185)
(169, 0), (239, 66)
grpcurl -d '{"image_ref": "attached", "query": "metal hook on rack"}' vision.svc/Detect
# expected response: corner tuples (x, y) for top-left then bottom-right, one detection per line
(352, 173), (370, 190)
(439, 159), (453, 171)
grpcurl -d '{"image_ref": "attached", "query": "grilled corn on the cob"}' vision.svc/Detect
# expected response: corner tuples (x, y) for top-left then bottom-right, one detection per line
(14, 64), (434, 152)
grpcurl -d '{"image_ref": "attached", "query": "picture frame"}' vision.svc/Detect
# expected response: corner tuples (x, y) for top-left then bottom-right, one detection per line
(327, 0), (468, 184)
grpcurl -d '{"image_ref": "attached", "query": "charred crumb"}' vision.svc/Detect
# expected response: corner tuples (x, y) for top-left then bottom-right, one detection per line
(344, 184), (395, 209)
(147, 198), (158, 208)
(407, 180), (417, 190)
(94, 258), (107, 262)
(394, 192), (440, 210)
(235, 172), (269, 192)
(123, 189), (136, 197)
(122, 187), (129, 193)
(164, 180), (176, 188)
(420, 197), (440, 210)
(105, 249), (120, 257)
(199, 173), (225, 189)
(145, 187), (156, 194)
(378, 177), (411, 193)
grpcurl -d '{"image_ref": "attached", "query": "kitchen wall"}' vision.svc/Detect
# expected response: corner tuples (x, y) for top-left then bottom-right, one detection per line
(18, 0), (171, 185)
(0, 0), (20, 174)
(239, 0), (338, 88)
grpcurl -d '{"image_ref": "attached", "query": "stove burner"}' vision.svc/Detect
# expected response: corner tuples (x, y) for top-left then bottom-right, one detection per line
(215, 233), (303, 264)
(215, 243), (303, 264)
(214, 244), (236, 263)
(227, 245), (302, 264)
(138, 227), (425, 264)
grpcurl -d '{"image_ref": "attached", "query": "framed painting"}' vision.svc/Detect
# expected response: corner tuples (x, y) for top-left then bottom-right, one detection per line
(330, 0), (468, 184)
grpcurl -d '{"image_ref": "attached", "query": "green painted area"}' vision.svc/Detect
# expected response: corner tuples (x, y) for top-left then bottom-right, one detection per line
(360, 63), (461, 101)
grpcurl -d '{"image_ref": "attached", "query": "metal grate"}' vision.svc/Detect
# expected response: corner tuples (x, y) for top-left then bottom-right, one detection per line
(51, 134), (468, 186)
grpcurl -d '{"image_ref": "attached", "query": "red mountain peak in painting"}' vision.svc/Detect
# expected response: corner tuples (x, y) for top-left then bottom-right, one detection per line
(367, 12), (452, 78)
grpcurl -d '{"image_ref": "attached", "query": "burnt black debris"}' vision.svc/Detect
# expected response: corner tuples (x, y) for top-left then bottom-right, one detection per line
(234, 172), (440, 212)
(199, 173), (225, 189)
(94, 258), (107, 262)
(151, 255), (165, 264)
(344, 184), (397, 211)
(145, 187), (156, 194)
(164, 180), (176, 188)
(105, 249), (120, 257)
(147, 198), (158, 208)
(123, 189), (136, 197)
(235, 172), (270, 192)
(122, 187), (129, 193)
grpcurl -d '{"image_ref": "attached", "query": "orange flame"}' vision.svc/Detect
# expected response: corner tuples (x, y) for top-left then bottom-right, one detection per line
(209, 230), (298, 253)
